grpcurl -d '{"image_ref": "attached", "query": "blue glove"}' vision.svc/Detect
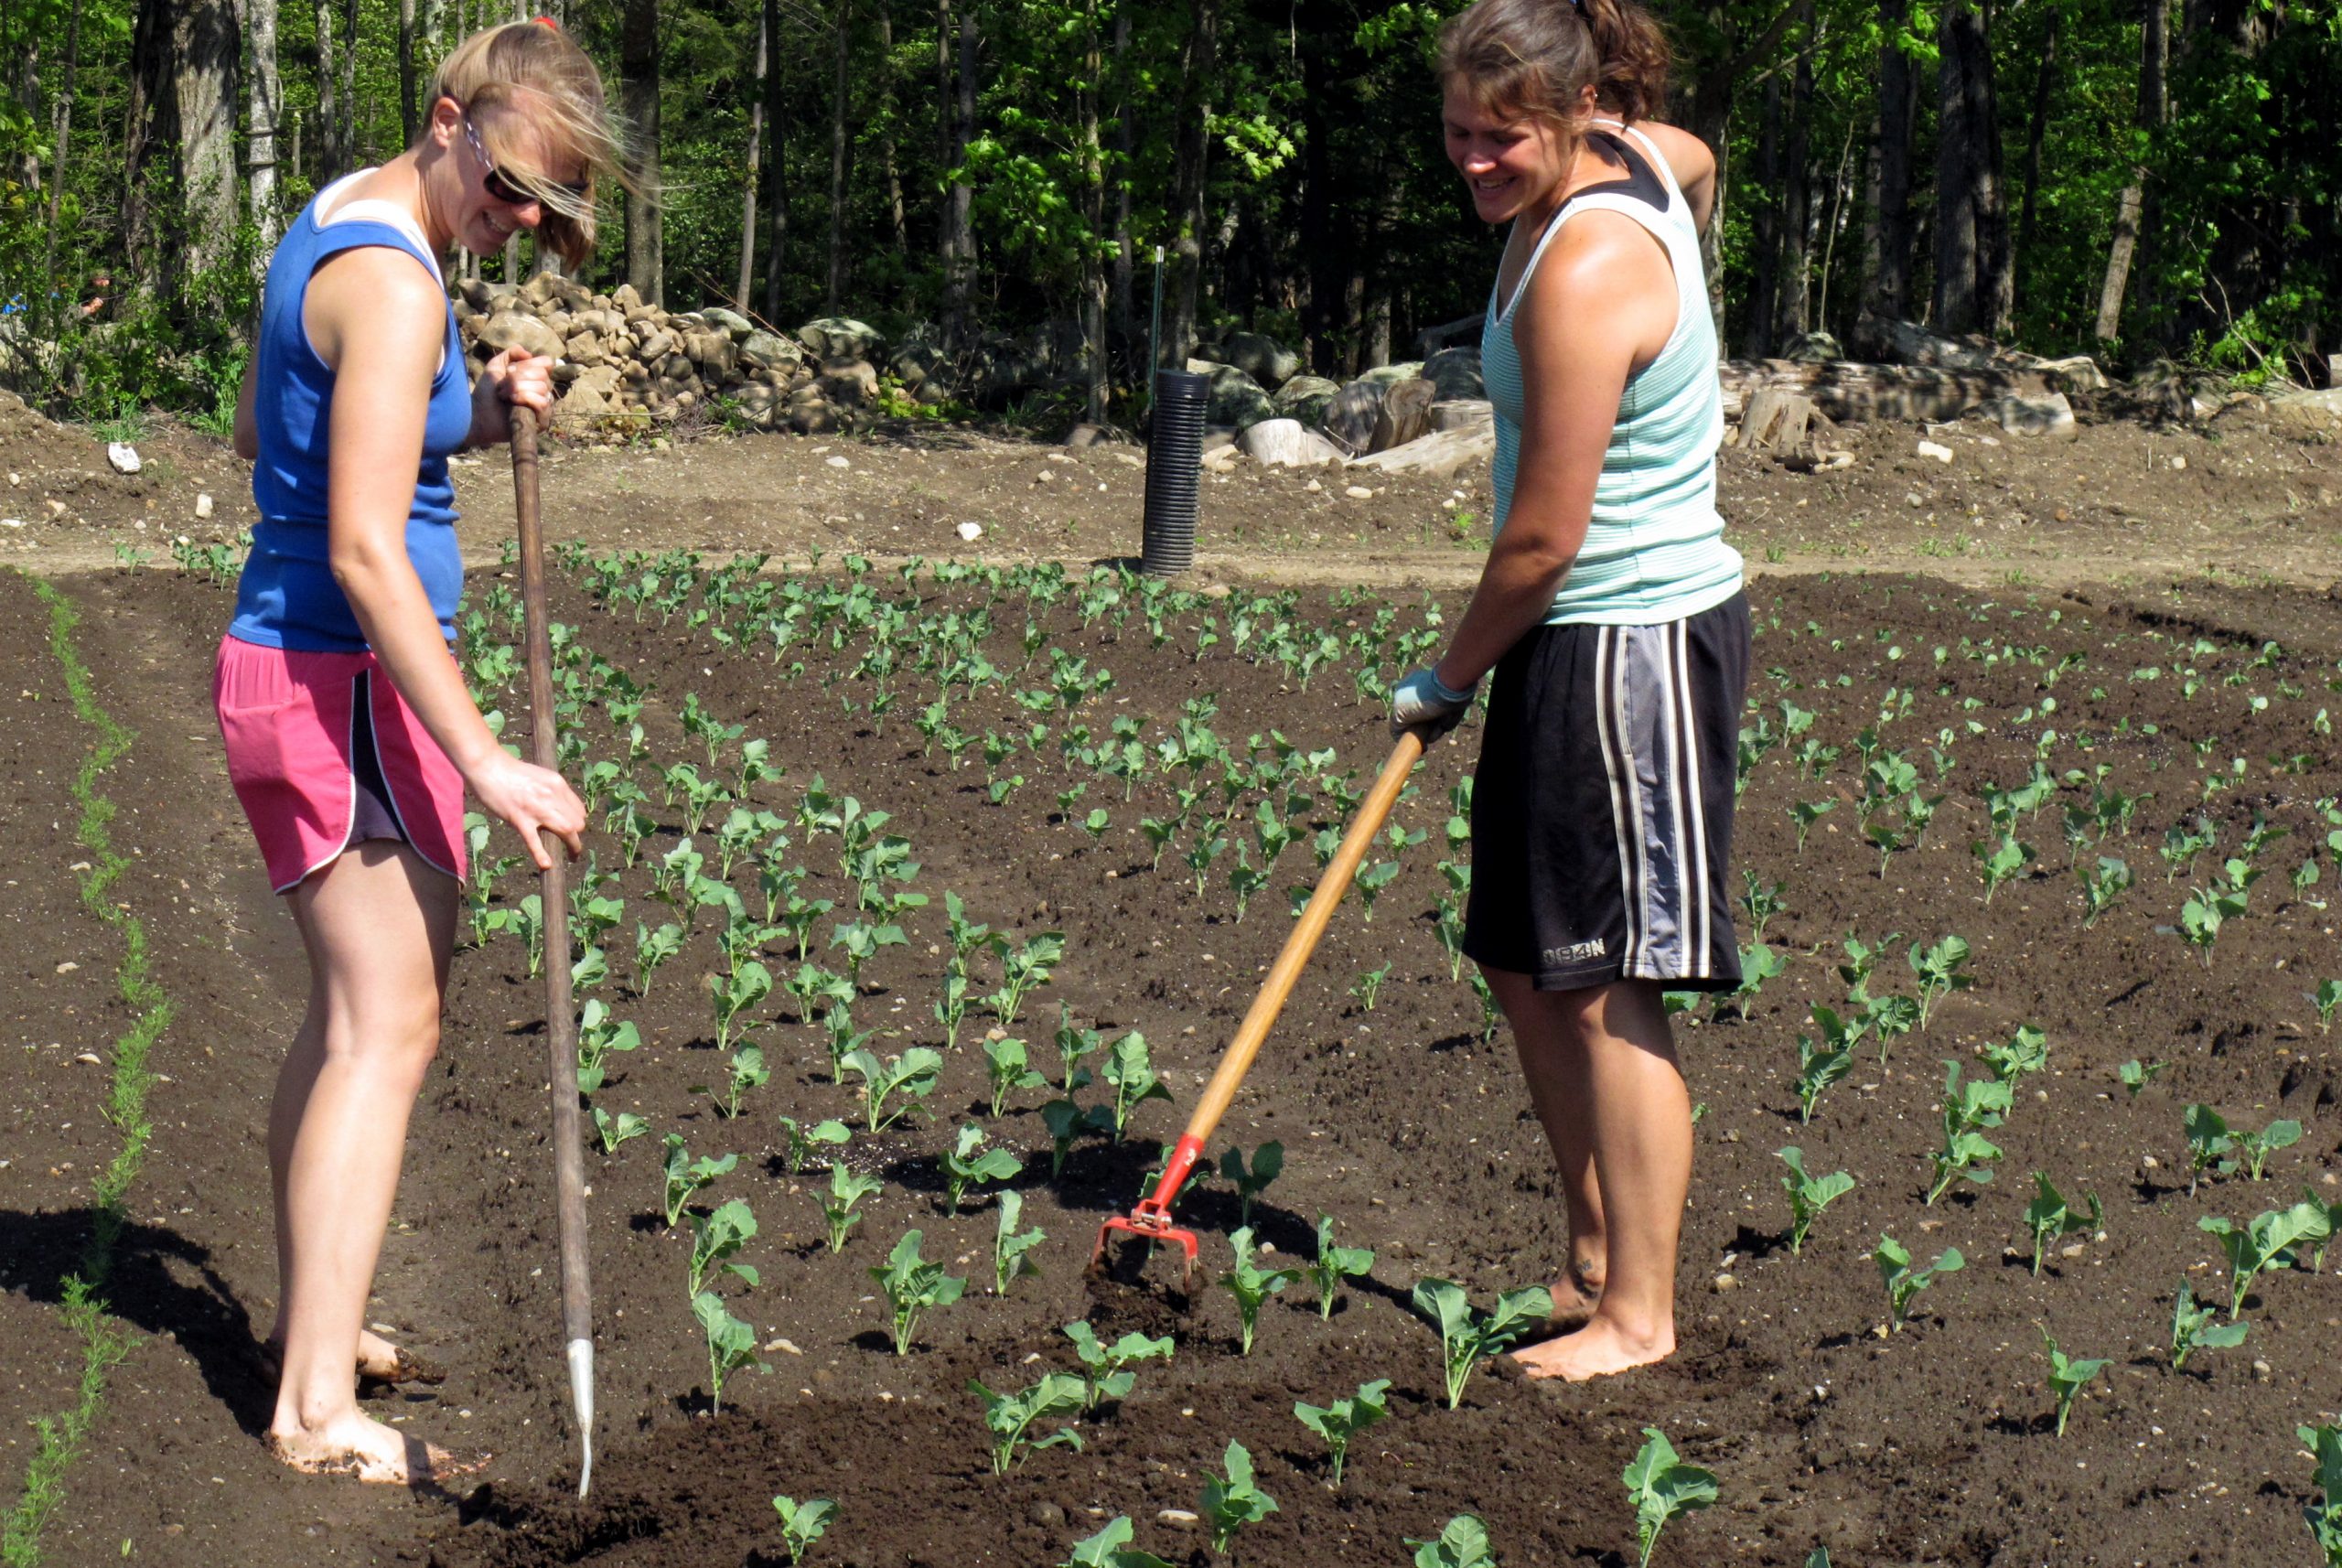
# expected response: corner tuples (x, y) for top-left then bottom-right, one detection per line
(1390, 665), (1477, 739)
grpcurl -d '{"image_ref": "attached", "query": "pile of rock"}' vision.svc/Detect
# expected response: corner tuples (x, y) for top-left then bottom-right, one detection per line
(453, 272), (919, 435)
(1188, 328), (1496, 478)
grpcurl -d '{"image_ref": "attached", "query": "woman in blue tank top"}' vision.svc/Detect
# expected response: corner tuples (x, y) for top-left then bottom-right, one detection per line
(1390, 0), (1749, 1382)
(217, 21), (626, 1483)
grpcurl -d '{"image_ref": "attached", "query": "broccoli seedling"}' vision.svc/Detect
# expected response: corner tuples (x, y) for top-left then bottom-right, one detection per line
(1292, 1378), (1389, 1487)
(1054, 1004), (1105, 1092)
(1198, 1440), (1278, 1558)
(709, 960), (773, 1054)
(2116, 1058), (2165, 1099)
(779, 1115), (851, 1175)
(1040, 1097), (1114, 1176)
(692, 1291), (764, 1414)
(2299, 1423), (2342, 1567)
(2199, 1202), (2333, 1318)
(1777, 1147), (1854, 1255)
(2022, 1173), (2102, 1274)
(1062, 1320), (1173, 1410)
(1623, 1426), (1718, 1568)
(1412, 1276), (1552, 1409)
(2316, 980), (2342, 1035)
(941, 1123), (1023, 1213)
(992, 1189), (1047, 1294)
(661, 1135), (738, 1228)
(1974, 832), (2033, 901)
(983, 1035), (1045, 1116)
(1792, 1007), (1859, 1122)
(575, 999), (641, 1096)
(1926, 1059), (2011, 1204)
(1873, 1233), (1962, 1326)
(871, 1228), (966, 1353)
(966, 1370), (1086, 1474)
(839, 1045), (943, 1132)
(1101, 1031), (1172, 1136)
(694, 1043), (771, 1120)
(822, 1163), (882, 1252)
(1219, 1140), (1284, 1228)
(591, 1106), (650, 1155)
(686, 1197), (760, 1296)
(2039, 1328), (2110, 1437)
(1978, 1024), (2049, 1085)
(1907, 935), (1972, 1028)
(1305, 1213), (1375, 1318)
(2185, 1103), (2239, 1193)
(1219, 1226), (1302, 1355)
(2168, 1279), (2250, 1369)
(769, 1497), (836, 1566)
(1406, 1516), (1496, 1568)
(1058, 1518), (1174, 1568)
(2238, 1117), (2304, 1181)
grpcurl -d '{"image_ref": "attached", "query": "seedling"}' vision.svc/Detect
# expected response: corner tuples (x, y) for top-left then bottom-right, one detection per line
(1058, 1518), (1173, 1568)
(1198, 1440), (1278, 1558)
(1873, 1232), (1963, 1326)
(779, 1115), (851, 1175)
(1623, 1427), (1718, 1568)
(1793, 1015), (1855, 1123)
(692, 1290), (764, 1413)
(2238, 1117), (2304, 1181)
(870, 1229), (966, 1353)
(687, 1197), (760, 1296)
(1927, 1059), (2012, 1204)
(2022, 1173), (2101, 1274)
(2168, 1279), (2249, 1369)
(1292, 1379), (1389, 1487)
(1412, 1276), (1552, 1409)
(966, 1370), (1086, 1473)
(1306, 1212), (1375, 1317)
(661, 1135), (737, 1228)
(1061, 1319), (1173, 1409)
(1100, 1031), (1172, 1136)
(2117, 1058), (2166, 1099)
(769, 1497), (836, 1566)
(993, 1189), (1046, 1294)
(2185, 1103), (2238, 1193)
(1975, 833), (2034, 902)
(983, 1035), (1046, 1116)
(1907, 935), (1972, 1028)
(1790, 797), (1836, 854)
(1406, 1517), (1496, 1568)
(2316, 981), (2342, 1034)
(1055, 1004), (1107, 1092)
(822, 1163), (883, 1252)
(633, 919), (683, 994)
(822, 1000), (874, 1079)
(591, 1106), (650, 1154)
(2199, 1202), (2333, 1318)
(709, 961), (773, 1054)
(1041, 1097), (1114, 1176)
(2079, 855), (2133, 925)
(1975, 1025), (2048, 1086)
(1219, 1226), (1302, 1354)
(575, 999), (641, 1095)
(988, 931), (1066, 1025)
(1777, 1146), (1854, 1255)
(693, 1043), (770, 1120)
(1220, 1140), (1284, 1228)
(1349, 961), (1393, 1011)
(839, 1045), (943, 1132)
(2039, 1327), (2110, 1437)
(941, 1122), (1024, 1213)
(2298, 1422), (2342, 1567)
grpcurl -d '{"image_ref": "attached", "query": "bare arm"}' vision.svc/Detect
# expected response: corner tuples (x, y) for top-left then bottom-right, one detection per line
(1433, 217), (1680, 691)
(308, 248), (583, 867)
(232, 349), (260, 461)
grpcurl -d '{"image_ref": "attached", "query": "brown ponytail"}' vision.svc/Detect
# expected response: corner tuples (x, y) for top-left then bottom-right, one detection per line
(1437, 0), (1672, 130)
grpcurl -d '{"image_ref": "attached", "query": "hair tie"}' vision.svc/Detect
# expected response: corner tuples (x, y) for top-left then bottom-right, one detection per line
(533, 14), (559, 27)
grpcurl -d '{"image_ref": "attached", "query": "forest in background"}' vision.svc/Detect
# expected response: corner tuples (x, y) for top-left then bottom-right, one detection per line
(1, 0), (2337, 426)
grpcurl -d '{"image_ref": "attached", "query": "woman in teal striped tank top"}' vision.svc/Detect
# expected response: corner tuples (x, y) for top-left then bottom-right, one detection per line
(1389, 0), (1751, 1383)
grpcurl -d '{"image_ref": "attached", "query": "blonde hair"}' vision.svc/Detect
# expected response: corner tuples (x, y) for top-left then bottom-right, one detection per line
(428, 20), (633, 269)
(1438, 0), (1672, 132)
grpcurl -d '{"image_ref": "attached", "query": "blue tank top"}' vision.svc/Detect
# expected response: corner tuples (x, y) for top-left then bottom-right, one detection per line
(231, 171), (473, 651)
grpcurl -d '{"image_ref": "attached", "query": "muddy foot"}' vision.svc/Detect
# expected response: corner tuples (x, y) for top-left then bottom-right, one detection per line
(265, 1413), (485, 1485)
(259, 1331), (447, 1389)
(1544, 1263), (1604, 1334)
(1509, 1318), (1673, 1381)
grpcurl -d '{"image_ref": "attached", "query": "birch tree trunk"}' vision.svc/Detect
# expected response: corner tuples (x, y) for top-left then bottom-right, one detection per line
(1858, 0), (1917, 347)
(942, 5), (974, 334)
(824, 0), (853, 313)
(737, 6), (767, 310)
(2095, 0), (2166, 342)
(246, 0), (281, 260)
(399, 0), (418, 145)
(40, 0), (83, 331)
(621, 0), (663, 304)
(761, 0), (789, 322)
(315, 0), (341, 179)
(1166, 0), (1218, 369)
(175, 0), (242, 282)
(1079, 0), (1105, 423)
(876, 0), (905, 257)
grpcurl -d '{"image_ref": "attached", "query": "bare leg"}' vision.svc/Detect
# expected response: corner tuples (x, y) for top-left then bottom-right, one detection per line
(1494, 973), (1690, 1380)
(1492, 967), (1606, 1321)
(266, 843), (477, 1482)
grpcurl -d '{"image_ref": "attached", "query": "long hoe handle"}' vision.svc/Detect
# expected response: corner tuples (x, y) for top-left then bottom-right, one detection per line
(511, 406), (596, 1498)
(1144, 728), (1427, 1216)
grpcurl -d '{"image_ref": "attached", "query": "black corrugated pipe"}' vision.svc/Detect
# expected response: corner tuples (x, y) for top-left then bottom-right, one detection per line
(1142, 368), (1209, 576)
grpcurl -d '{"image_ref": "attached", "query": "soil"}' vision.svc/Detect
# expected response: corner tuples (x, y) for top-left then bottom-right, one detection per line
(6, 395), (2342, 1567)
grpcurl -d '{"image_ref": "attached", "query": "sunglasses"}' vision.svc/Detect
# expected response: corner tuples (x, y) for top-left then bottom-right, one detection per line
(463, 115), (587, 209)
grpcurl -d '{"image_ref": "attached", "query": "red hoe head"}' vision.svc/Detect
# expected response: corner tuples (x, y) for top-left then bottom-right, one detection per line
(1090, 1133), (1208, 1288)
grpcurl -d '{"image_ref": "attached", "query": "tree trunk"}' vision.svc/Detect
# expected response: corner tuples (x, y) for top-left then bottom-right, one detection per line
(1774, 19), (1814, 345)
(2094, 0), (2167, 342)
(1740, 70), (1782, 356)
(761, 0), (790, 322)
(824, 0), (852, 314)
(876, 0), (905, 259)
(1859, 0), (1917, 346)
(1079, 0), (1105, 423)
(246, 0), (281, 261)
(1930, 0), (2002, 336)
(943, 5), (974, 334)
(338, 0), (357, 165)
(124, 0), (170, 295)
(621, 0), (663, 305)
(40, 0), (82, 333)
(1297, 35), (1339, 373)
(1166, 0), (1218, 369)
(1109, 5), (1133, 361)
(2015, 3), (2058, 274)
(398, 0), (418, 145)
(737, 5), (767, 311)
(174, 0), (242, 283)
(315, 0), (340, 179)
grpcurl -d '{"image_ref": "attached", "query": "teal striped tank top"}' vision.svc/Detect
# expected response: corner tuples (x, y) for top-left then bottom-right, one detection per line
(1483, 124), (1741, 626)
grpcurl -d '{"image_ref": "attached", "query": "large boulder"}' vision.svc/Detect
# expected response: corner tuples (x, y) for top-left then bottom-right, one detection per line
(1272, 374), (1341, 426)
(702, 306), (754, 340)
(1238, 417), (1342, 467)
(1370, 377), (1438, 453)
(1431, 398), (1494, 434)
(798, 316), (886, 361)
(1217, 331), (1301, 391)
(738, 329), (803, 376)
(1186, 360), (1276, 430)
(890, 341), (953, 394)
(1322, 380), (1388, 455)
(553, 363), (624, 424)
(1359, 360), (1425, 390)
(1423, 347), (1485, 402)
(818, 357), (879, 408)
(475, 310), (564, 362)
(1350, 422), (1497, 478)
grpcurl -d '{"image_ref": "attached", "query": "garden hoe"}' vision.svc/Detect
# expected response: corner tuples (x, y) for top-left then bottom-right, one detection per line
(1090, 725), (1430, 1292)
(511, 406), (596, 1498)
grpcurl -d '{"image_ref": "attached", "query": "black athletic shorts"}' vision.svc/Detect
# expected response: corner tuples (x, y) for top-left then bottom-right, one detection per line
(1461, 591), (1751, 993)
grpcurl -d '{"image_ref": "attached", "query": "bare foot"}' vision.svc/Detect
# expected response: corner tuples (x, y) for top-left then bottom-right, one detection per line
(1545, 1261), (1604, 1332)
(1510, 1316), (1674, 1381)
(259, 1330), (447, 1388)
(265, 1412), (485, 1485)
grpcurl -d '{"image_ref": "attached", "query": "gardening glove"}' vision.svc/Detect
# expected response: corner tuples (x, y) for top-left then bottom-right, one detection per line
(1390, 665), (1477, 740)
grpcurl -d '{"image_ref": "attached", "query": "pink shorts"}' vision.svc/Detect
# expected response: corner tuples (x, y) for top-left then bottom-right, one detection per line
(214, 635), (468, 893)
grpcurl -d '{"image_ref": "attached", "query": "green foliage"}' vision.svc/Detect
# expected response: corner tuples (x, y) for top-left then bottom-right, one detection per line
(870, 1229), (966, 1354)
(1292, 1379), (1388, 1487)
(2301, 1423), (2342, 1567)
(1058, 1518), (1174, 1568)
(993, 1189), (1046, 1294)
(1062, 1320), (1173, 1410)
(1198, 1440), (1278, 1557)
(692, 1291), (764, 1414)
(1406, 1515), (1497, 1568)
(1411, 1276), (1552, 1409)
(2168, 1280), (2249, 1370)
(1623, 1427), (1718, 1568)
(2199, 1202), (2333, 1319)
(1777, 1146), (1854, 1255)
(1873, 1233), (1963, 1326)
(2038, 1328), (2110, 1438)
(768, 1497), (836, 1566)
(1305, 1212), (1375, 1318)
(966, 1370), (1086, 1474)
(1219, 1226), (1302, 1355)
(661, 1134), (737, 1228)
(2022, 1173), (2101, 1275)
(940, 1122), (1023, 1213)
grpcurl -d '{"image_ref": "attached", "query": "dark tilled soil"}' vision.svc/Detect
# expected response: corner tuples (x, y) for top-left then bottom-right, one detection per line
(9, 560), (2342, 1567)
